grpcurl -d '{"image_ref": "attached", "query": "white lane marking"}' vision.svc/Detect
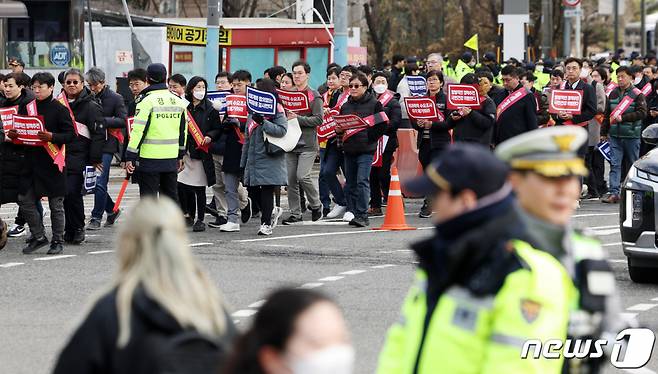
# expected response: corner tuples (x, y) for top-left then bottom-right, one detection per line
(299, 282), (323, 289)
(232, 309), (257, 318)
(371, 264), (398, 269)
(234, 229), (396, 243)
(602, 242), (622, 247)
(651, 298), (658, 302)
(591, 228), (620, 236)
(623, 368), (657, 374)
(573, 213), (618, 218)
(588, 225), (619, 230)
(608, 259), (626, 263)
(626, 304), (658, 312)
(621, 312), (639, 320)
(88, 250), (115, 254)
(299, 221), (350, 226)
(340, 270), (366, 275)
(318, 276), (345, 282)
(0, 262), (24, 268)
(248, 300), (266, 309)
(189, 242), (213, 247)
(33, 255), (77, 261)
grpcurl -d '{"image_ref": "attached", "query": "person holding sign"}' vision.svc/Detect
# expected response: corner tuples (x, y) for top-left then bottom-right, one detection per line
(281, 61), (324, 225)
(413, 70), (450, 218)
(448, 73), (496, 145)
(551, 58), (597, 130)
(178, 76), (222, 233)
(492, 65), (538, 146)
(396, 62), (422, 130)
(336, 73), (388, 228)
(601, 66), (648, 204)
(10, 73), (75, 255)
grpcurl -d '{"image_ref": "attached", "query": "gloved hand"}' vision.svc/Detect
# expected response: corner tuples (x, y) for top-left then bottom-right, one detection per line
(252, 113), (264, 124)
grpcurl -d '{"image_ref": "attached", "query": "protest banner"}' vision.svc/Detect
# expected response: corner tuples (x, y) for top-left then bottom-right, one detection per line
(207, 90), (231, 114)
(277, 89), (310, 112)
(0, 106), (17, 132)
(548, 89), (583, 114)
(404, 97), (439, 120)
(246, 86), (277, 116)
(10, 115), (45, 146)
(446, 84), (481, 110)
(333, 114), (369, 131)
(226, 95), (248, 119)
(407, 76), (427, 97)
(318, 109), (339, 143)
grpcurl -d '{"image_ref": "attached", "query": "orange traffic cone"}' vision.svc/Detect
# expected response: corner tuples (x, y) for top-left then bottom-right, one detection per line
(374, 167), (416, 231)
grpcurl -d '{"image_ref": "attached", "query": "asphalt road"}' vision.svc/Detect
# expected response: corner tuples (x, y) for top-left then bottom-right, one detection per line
(0, 177), (657, 374)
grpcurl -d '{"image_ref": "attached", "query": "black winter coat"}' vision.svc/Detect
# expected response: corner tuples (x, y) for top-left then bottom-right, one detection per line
(20, 94), (76, 197)
(379, 91), (402, 152)
(0, 89), (35, 204)
(551, 79), (597, 126)
(187, 99), (222, 186)
(96, 86), (128, 154)
(413, 91), (451, 150)
(66, 88), (105, 174)
(339, 91), (388, 155)
(53, 287), (236, 374)
(493, 84), (538, 146)
(219, 117), (245, 175)
(449, 96), (496, 145)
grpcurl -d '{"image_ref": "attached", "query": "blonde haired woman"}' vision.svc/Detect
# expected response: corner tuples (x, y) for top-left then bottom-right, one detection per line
(53, 197), (235, 374)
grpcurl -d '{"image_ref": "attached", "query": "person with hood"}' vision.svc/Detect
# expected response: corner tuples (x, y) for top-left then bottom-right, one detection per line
(413, 70), (450, 218)
(368, 71), (401, 216)
(240, 78), (288, 236)
(336, 73), (388, 227)
(85, 67), (127, 230)
(53, 197), (236, 374)
(177, 76), (221, 232)
(8, 72), (75, 255)
(377, 144), (572, 374)
(61, 68), (105, 245)
(448, 73), (496, 145)
(125, 63), (188, 202)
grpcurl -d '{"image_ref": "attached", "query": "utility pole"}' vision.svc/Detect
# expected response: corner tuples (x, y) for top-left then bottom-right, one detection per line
(574, 2), (581, 58)
(333, 0), (347, 65)
(563, 10), (571, 57)
(206, 0), (221, 84)
(541, 0), (553, 58)
(641, 0), (646, 56)
(613, 0), (619, 53)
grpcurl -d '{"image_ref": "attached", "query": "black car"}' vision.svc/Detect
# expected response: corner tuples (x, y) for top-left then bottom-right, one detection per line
(621, 125), (658, 283)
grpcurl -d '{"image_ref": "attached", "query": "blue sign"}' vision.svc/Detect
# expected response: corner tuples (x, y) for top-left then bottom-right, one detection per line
(207, 90), (230, 114)
(597, 141), (611, 163)
(50, 45), (71, 67)
(83, 166), (98, 195)
(407, 76), (427, 97)
(246, 86), (277, 116)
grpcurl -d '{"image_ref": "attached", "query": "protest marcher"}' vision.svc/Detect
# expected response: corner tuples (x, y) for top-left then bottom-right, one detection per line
(336, 73), (388, 227)
(280, 73), (294, 91)
(223, 288), (353, 374)
(53, 197), (236, 374)
(178, 76), (221, 232)
(368, 71), (401, 216)
(377, 144), (572, 374)
(62, 68), (105, 245)
(396, 61), (421, 129)
(264, 65), (286, 83)
(520, 71), (550, 126)
(240, 78), (288, 236)
(492, 66), (538, 146)
(388, 54), (406, 92)
(551, 58), (597, 131)
(9, 72), (75, 254)
(7, 57), (25, 74)
(584, 67), (608, 199)
(449, 73), (496, 145)
(167, 74), (186, 98)
(85, 67), (127, 230)
(215, 71), (232, 91)
(413, 70), (450, 218)
(281, 60), (323, 225)
(125, 63), (188, 201)
(126, 68), (148, 117)
(601, 66), (648, 203)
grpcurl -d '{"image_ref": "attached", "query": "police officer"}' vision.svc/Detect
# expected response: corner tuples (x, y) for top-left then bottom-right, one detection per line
(495, 126), (627, 373)
(125, 63), (187, 201)
(377, 143), (573, 374)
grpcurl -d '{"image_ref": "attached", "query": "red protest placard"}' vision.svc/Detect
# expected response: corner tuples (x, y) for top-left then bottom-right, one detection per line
(549, 89), (583, 114)
(318, 109), (338, 143)
(11, 115), (45, 146)
(226, 95), (248, 119)
(446, 84), (481, 110)
(333, 114), (368, 131)
(0, 106), (18, 132)
(276, 90), (310, 112)
(404, 97), (438, 120)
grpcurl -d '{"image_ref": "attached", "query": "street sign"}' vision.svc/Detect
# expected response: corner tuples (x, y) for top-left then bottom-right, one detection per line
(564, 8), (582, 17)
(563, 0), (581, 6)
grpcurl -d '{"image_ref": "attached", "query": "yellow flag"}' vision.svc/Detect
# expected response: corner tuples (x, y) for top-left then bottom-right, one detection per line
(464, 34), (478, 51)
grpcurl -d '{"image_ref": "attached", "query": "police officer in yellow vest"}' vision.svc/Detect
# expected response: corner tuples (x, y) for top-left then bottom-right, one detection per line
(496, 126), (628, 374)
(377, 144), (573, 374)
(125, 63), (187, 201)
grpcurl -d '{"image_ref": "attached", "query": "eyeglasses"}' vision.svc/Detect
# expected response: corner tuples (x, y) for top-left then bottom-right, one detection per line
(9, 63), (19, 67)
(65, 80), (80, 85)
(349, 84), (363, 89)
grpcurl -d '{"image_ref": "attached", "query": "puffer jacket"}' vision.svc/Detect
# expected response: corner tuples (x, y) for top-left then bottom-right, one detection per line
(66, 88), (105, 174)
(339, 91), (388, 155)
(0, 89), (35, 203)
(240, 110), (288, 187)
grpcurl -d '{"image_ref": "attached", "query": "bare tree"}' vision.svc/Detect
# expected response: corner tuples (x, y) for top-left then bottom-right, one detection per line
(363, 0), (390, 67)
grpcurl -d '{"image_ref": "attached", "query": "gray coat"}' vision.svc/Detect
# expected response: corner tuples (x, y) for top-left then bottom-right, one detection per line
(240, 110), (288, 187)
(293, 87), (323, 153)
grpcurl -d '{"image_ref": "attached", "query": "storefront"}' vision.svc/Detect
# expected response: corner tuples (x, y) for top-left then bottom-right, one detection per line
(157, 17), (333, 88)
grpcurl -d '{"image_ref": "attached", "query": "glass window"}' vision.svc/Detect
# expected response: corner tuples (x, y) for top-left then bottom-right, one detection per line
(229, 48), (274, 78)
(277, 49), (302, 72)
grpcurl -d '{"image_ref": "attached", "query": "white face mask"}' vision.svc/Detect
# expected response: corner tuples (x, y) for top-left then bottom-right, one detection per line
(634, 77), (642, 85)
(535, 65), (544, 72)
(289, 345), (355, 374)
(373, 84), (387, 94)
(193, 90), (205, 100)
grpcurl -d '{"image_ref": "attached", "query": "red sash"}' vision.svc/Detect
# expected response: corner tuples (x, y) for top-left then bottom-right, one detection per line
(610, 88), (642, 123)
(343, 111), (389, 141)
(334, 91), (350, 111)
(496, 88), (529, 121)
(27, 100), (66, 172)
(378, 90), (395, 107)
(641, 82), (652, 97)
(605, 82), (618, 97)
(186, 110), (209, 153)
(56, 92), (89, 139)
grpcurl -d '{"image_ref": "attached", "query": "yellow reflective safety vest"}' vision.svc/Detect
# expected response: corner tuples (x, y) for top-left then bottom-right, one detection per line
(455, 59), (475, 82)
(127, 88), (188, 160)
(534, 70), (550, 92)
(377, 240), (573, 374)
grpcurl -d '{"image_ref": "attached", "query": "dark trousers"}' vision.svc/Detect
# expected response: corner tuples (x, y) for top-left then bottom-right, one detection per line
(64, 173), (85, 233)
(369, 150), (395, 208)
(319, 143), (347, 208)
(418, 141), (446, 207)
(585, 146), (607, 197)
(247, 186), (261, 215)
(252, 185), (275, 225)
(14, 202), (43, 226)
(178, 183), (206, 221)
(138, 171), (178, 202)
